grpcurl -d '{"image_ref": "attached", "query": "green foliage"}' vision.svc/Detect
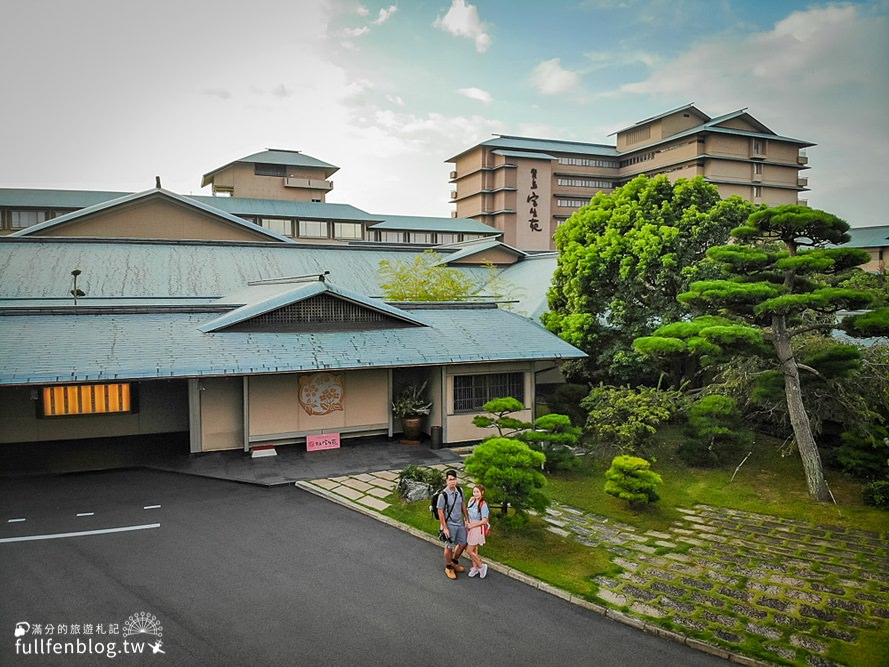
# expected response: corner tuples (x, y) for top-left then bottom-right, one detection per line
(604, 455), (663, 506)
(379, 249), (479, 301)
(396, 465), (444, 495)
(862, 480), (889, 509)
(520, 413), (582, 473)
(581, 384), (683, 455)
(837, 426), (889, 481)
(463, 437), (548, 525)
(471, 397), (530, 437)
(472, 397), (580, 472)
(544, 174), (755, 385)
(678, 395), (753, 467)
(391, 382), (432, 418)
(841, 307), (889, 338)
(636, 204), (879, 501)
(542, 383), (589, 429)
(840, 270), (889, 307)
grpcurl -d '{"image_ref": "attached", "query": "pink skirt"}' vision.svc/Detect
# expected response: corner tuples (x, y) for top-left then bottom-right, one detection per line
(467, 525), (486, 546)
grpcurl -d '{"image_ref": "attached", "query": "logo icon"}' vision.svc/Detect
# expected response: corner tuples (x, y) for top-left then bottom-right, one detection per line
(122, 611), (163, 639)
(14, 622), (30, 638)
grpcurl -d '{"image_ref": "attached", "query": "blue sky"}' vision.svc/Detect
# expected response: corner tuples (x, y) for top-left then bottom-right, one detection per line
(2, 0), (887, 226)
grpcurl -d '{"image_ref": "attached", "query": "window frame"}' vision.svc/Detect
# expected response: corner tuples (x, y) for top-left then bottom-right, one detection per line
(453, 372), (525, 413)
(39, 383), (137, 418)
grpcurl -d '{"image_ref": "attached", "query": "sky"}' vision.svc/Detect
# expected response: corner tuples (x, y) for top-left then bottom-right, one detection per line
(2, 0), (888, 227)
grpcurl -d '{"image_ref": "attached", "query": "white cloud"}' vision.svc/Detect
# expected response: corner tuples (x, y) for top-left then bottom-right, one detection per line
(530, 58), (581, 95)
(457, 87), (493, 104)
(434, 0), (491, 53)
(617, 5), (889, 226)
(343, 26), (370, 37)
(372, 5), (398, 25)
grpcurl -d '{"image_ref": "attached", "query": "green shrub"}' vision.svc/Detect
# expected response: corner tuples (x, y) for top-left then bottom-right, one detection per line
(582, 384), (683, 455)
(520, 413), (582, 473)
(678, 394), (753, 467)
(604, 455), (663, 506)
(464, 437), (548, 525)
(863, 480), (889, 509)
(396, 465), (444, 490)
(836, 426), (889, 481)
(542, 383), (589, 430)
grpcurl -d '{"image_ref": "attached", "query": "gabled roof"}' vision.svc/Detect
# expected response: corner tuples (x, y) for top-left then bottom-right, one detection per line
(610, 103), (708, 135)
(0, 188), (129, 208)
(447, 135), (618, 162)
(368, 214), (499, 235)
(9, 188), (295, 243)
(189, 196), (382, 222)
(842, 225), (889, 248)
(0, 304), (584, 385)
(201, 149), (339, 186)
(199, 279), (426, 332)
(436, 238), (527, 264)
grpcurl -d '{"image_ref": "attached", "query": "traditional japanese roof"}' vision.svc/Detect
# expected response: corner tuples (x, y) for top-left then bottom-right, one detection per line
(201, 148), (339, 186)
(842, 225), (889, 248)
(9, 188), (294, 243)
(0, 302), (584, 386)
(367, 214), (498, 235)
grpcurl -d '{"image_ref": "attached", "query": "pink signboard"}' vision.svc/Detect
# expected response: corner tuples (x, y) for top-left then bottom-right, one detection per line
(306, 433), (341, 452)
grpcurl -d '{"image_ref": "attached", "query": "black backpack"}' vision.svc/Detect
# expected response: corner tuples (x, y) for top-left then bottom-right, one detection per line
(430, 486), (463, 522)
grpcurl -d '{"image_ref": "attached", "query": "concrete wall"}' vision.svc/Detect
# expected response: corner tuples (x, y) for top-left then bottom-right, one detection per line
(245, 369), (388, 446)
(0, 380), (188, 444)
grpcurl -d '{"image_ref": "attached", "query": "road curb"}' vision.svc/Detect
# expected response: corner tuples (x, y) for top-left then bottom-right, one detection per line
(294, 480), (770, 667)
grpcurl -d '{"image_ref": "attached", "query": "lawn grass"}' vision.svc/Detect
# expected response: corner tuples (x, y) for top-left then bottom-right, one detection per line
(381, 426), (889, 667)
(382, 492), (618, 601)
(548, 426), (889, 535)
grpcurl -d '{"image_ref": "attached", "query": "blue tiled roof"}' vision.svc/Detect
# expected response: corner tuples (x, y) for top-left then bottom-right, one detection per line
(201, 149), (339, 186)
(0, 238), (557, 321)
(843, 225), (889, 248)
(368, 214), (497, 234)
(0, 306), (584, 385)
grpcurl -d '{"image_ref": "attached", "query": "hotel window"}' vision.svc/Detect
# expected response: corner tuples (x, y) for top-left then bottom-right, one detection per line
(376, 230), (405, 243)
(333, 222), (363, 240)
(260, 218), (294, 237)
(557, 199), (589, 208)
(753, 186), (763, 198)
(254, 163), (286, 177)
(557, 178), (611, 189)
(753, 163), (763, 176)
(298, 220), (329, 238)
(10, 210), (48, 229)
(408, 232), (433, 244)
(41, 383), (134, 417)
(453, 372), (524, 412)
(461, 234), (483, 242)
(752, 139), (766, 156)
(558, 157), (618, 168)
(436, 233), (457, 244)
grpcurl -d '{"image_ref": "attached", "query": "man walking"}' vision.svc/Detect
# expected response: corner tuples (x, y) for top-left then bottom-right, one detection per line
(437, 469), (468, 579)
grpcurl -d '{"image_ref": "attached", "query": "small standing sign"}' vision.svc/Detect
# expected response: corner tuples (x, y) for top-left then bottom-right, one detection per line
(306, 432), (341, 452)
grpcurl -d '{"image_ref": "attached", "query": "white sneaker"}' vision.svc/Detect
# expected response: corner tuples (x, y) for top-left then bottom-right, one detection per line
(479, 564), (488, 579)
(468, 567), (479, 577)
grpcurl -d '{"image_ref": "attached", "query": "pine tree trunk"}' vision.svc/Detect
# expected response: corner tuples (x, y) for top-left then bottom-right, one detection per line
(772, 316), (831, 501)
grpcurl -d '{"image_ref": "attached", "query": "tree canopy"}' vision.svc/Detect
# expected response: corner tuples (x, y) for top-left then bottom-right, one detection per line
(544, 175), (756, 385)
(634, 204), (883, 502)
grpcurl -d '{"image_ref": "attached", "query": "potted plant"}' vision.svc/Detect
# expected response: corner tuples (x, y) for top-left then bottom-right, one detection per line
(392, 381), (432, 442)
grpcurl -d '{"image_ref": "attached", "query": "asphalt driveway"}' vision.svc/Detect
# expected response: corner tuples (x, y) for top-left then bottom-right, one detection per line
(0, 470), (726, 666)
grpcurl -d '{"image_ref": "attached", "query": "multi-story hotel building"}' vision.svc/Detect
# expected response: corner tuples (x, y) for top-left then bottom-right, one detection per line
(446, 104), (814, 250)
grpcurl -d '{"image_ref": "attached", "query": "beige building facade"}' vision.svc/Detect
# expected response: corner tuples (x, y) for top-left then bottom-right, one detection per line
(447, 105), (814, 250)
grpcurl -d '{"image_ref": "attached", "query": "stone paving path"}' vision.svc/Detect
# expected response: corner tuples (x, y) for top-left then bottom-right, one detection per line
(300, 463), (889, 667)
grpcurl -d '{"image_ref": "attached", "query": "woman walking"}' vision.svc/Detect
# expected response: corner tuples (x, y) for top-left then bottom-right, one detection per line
(465, 484), (490, 578)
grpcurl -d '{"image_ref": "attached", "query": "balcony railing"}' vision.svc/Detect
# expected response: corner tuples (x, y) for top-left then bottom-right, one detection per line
(284, 177), (333, 190)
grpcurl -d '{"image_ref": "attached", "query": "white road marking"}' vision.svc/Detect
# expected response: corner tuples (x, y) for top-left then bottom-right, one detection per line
(7, 518), (27, 523)
(76, 512), (95, 517)
(143, 505), (162, 510)
(0, 523), (160, 543)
